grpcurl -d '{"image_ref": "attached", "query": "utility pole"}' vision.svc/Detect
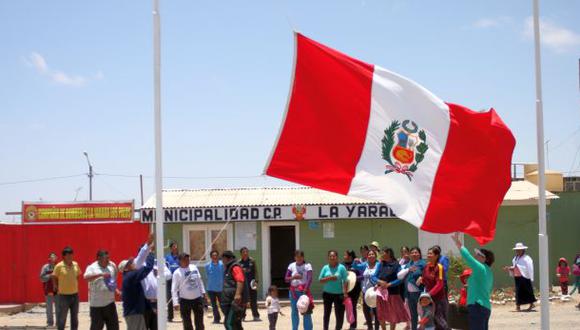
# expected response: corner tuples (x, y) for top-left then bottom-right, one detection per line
(83, 151), (94, 200)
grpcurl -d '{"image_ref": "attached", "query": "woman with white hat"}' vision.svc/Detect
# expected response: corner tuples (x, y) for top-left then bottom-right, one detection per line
(360, 250), (380, 330)
(371, 247), (410, 330)
(319, 250), (349, 330)
(503, 242), (536, 311)
(343, 250), (363, 330)
(285, 250), (313, 330)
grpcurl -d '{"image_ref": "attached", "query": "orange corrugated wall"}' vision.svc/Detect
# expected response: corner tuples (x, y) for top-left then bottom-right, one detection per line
(0, 222), (149, 304)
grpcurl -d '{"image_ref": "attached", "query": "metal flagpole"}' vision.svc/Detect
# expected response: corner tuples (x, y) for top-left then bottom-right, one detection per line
(532, 0), (550, 328)
(153, 0), (168, 329)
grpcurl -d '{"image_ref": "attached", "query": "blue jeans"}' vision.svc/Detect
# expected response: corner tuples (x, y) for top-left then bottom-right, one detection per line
(45, 294), (55, 326)
(407, 291), (421, 330)
(290, 290), (313, 330)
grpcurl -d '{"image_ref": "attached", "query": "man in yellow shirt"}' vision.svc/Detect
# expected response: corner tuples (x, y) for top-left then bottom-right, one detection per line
(52, 246), (81, 330)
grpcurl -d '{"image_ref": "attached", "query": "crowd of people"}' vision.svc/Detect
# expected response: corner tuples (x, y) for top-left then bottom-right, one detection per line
(38, 233), (580, 330)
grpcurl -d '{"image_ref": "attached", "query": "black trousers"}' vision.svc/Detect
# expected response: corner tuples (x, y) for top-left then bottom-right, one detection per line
(207, 291), (222, 323)
(89, 302), (119, 330)
(144, 301), (157, 330)
(362, 300), (379, 330)
(180, 297), (205, 330)
(243, 289), (260, 319)
(222, 302), (244, 330)
(467, 303), (490, 330)
(322, 292), (345, 330)
(167, 279), (174, 321)
(267, 312), (278, 330)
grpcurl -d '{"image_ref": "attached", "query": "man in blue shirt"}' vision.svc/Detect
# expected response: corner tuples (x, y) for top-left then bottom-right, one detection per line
(164, 241), (180, 322)
(205, 250), (224, 324)
(120, 250), (154, 330)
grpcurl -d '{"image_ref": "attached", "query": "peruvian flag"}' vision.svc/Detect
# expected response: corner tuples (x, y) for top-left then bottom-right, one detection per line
(265, 33), (515, 244)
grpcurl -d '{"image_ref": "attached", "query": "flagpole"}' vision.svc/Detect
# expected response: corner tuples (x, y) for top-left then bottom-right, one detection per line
(532, 0), (550, 328)
(153, 0), (168, 329)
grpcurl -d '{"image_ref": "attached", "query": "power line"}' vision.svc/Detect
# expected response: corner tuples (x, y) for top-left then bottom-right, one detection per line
(0, 174), (85, 186)
(550, 126), (580, 151)
(95, 173), (265, 180)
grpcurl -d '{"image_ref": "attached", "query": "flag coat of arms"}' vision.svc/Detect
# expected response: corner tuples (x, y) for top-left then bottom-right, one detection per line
(265, 33), (516, 244)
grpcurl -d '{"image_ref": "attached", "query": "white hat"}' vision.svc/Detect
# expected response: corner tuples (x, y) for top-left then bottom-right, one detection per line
(297, 294), (310, 314)
(364, 288), (377, 308)
(513, 242), (528, 250)
(346, 271), (357, 293)
(118, 259), (133, 273)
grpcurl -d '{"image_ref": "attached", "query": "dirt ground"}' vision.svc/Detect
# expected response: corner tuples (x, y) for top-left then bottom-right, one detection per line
(1, 296), (578, 329)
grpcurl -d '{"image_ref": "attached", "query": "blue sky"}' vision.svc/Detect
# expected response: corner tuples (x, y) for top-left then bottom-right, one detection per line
(1, 0), (579, 220)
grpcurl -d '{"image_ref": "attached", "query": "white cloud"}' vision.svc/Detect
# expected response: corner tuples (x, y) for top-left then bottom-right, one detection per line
(51, 71), (87, 87)
(473, 17), (512, 29)
(524, 17), (580, 53)
(24, 52), (103, 87)
(27, 52), (48, 73)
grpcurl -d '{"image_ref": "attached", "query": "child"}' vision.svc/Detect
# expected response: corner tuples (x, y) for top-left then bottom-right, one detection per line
(265, 285), (282, 330)
(556, 257), (570, 296)
(418, 292), (435, 330)
(570, 253), (580, 308)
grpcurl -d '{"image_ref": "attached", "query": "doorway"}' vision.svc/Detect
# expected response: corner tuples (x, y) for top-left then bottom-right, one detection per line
(269, 226), (296, 298)
(261, 221), (300, 299)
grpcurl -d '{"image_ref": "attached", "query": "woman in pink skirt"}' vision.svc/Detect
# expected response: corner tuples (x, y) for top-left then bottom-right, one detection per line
(371, 247), (411, 330)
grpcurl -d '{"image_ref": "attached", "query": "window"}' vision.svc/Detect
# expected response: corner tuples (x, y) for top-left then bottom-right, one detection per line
(183, 224), (233, 265)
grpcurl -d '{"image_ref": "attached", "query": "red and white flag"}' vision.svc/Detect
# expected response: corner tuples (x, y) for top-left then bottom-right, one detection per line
(265, 33), (516, 244)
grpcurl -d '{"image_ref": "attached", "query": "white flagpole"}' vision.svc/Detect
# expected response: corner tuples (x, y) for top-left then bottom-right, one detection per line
(532, 0), (550, 329)
(153, 0), (168, 329)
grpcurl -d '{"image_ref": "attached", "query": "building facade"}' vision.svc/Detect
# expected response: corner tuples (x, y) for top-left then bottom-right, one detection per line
(141, 184), (578, 299)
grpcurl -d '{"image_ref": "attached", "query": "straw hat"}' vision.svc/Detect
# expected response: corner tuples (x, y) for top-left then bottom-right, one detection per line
(512, 242), (528, 250)
(346, 271), (357, 292)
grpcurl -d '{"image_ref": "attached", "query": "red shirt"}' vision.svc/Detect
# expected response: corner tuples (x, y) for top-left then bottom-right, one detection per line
(232, 265), (245, 283)
(422, 262), (445, 300)
(556, 266), (570, 283)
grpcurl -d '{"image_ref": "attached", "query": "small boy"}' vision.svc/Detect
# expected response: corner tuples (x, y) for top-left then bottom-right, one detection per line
(418, 292), (435, 330)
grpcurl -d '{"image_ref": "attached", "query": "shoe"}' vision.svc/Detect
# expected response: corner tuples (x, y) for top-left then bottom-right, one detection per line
(253, 317), (262, 322)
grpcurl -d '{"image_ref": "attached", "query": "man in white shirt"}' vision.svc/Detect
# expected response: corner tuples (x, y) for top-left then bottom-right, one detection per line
(172, 253), (206, 330)
(83, 250), (119, 330)
(134, 235), (171, 330)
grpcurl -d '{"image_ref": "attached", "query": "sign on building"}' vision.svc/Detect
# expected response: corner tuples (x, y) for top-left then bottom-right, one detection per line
(141, 204), (397, 223)
(22, 201), (135, 224)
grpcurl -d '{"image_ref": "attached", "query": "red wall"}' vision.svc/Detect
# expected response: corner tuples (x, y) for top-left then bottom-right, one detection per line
(0, 222), (149, 304)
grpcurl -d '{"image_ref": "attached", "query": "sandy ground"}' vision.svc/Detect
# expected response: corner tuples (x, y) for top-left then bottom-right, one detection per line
(1, 296), (579, 329)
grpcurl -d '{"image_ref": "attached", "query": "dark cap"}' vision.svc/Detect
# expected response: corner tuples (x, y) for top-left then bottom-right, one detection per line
(222, 250), (235, 259)
(96, 250), (109, 258)
(177, 253), (190, 261)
